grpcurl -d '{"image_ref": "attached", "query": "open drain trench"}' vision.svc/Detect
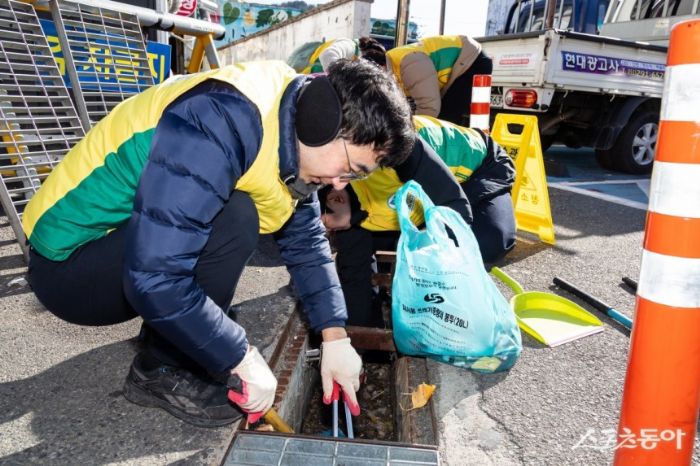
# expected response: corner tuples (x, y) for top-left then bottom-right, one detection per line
(222, 255), (441, 465)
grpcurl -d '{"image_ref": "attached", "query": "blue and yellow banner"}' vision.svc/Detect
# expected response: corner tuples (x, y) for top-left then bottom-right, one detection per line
(39, 19), (170, 89)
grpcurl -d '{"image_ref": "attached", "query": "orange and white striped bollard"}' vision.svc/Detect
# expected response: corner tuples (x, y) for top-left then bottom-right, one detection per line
(614, 19), (700, 466)
(470, 74), (491, 133)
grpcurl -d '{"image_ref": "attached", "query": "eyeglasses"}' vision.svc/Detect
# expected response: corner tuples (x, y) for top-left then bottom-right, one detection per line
(338, 139), (370, 182)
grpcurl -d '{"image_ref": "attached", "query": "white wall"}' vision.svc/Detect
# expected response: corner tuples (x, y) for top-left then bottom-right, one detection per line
(218, 0), (373, 65)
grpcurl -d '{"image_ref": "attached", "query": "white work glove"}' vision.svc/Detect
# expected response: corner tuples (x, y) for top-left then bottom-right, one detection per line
(227, 346), (277, 423)
(321, 337), (363, 415)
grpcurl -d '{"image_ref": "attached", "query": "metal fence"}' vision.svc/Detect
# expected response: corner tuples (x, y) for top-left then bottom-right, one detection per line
(0, 0), (85, 258)
(49, 0), (154, 128)
(0, 0), (222, 260)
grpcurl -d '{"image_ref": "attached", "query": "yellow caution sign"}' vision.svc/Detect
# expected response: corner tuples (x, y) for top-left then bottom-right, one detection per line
(491, 114), (555, 245)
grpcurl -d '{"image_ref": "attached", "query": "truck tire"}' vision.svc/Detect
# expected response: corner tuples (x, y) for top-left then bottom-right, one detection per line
(540, 134), (554, 152)
(594, 148), (616, 171)
(610, 110), (658, 174)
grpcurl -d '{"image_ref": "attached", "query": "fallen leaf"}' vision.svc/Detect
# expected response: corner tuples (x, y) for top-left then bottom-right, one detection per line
(411, 383), (436, 409)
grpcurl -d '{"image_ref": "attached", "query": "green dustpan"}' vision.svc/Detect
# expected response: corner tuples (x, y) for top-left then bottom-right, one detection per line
(491, 267), (604, 347)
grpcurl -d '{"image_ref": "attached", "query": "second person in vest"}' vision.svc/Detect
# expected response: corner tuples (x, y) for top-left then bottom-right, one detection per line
(288, 36), (387, 74)
(386, 35), (492, 127)
(321, 116), (516, 327)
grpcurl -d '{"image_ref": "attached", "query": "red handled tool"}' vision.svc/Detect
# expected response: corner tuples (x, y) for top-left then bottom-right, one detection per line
(331, 382), (354, 438)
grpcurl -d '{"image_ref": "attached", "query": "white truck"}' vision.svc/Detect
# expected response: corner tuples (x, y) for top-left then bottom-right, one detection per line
(479, 0), (699, 173)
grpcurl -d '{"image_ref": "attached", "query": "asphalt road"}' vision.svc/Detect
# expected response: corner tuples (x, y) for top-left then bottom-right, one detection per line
(434, 146), (696, 465)
(1, 147), (697, 465)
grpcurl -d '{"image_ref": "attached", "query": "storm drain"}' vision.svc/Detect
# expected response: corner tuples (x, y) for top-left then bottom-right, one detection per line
(0, 0), (85, 257)
(224, 313), (440, 464)
(224, 432), (439, 466)
(49, 0), (153, 128)
(223, 253), (441, 464)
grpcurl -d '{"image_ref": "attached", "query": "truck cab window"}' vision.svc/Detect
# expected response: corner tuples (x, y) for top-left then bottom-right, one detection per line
(558, 5), (574, 28)
(505, 0), (573, 33)
(632, 0), (688, 18)
(674, 0), (697, 15)
(598, 1), (611, 30)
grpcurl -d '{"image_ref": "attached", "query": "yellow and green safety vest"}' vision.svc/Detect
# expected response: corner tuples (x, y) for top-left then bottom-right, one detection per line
(23, 61), (298, 261)
(301, 39), (360, 74)
(350, 115), (486, 231)
(386, 35), (463, 91)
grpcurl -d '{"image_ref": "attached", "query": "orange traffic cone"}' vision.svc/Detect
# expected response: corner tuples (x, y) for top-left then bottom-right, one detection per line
(469, 74), (491, 133)
(615, 19), (700, 465)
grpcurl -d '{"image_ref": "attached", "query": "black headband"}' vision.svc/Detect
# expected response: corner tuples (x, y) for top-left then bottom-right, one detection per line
(295, 75), (343, 147)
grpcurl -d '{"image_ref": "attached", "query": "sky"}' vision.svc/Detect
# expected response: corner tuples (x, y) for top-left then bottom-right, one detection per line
(249, 0), (490, 37)
(370, 0), (490, 37)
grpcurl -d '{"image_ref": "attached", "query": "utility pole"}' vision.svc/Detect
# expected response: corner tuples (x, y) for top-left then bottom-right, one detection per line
(439, 0), (446, 34)
(544, 0), (557, 29)
(395, 0), (410, 47)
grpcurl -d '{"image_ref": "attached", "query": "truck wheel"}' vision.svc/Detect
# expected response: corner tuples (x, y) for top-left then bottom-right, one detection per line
(594, 148), (616, 170)
(539, 134), (554, 152)
(613, 111), (658, 174)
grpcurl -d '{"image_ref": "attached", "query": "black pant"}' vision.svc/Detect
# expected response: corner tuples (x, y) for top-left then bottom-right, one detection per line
(334, 190), (515, 327)
(438, 52), (493, 127)
(28, 190), (259, 369)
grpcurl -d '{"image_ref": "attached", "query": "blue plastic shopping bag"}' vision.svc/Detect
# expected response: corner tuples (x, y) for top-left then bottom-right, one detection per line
(391, 181), (521, 373)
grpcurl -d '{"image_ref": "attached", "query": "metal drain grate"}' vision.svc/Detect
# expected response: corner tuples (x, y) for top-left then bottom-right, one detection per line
(0, 0), (85, 257)
(50, 0), (153, 128)
(224, 432), (440, 466)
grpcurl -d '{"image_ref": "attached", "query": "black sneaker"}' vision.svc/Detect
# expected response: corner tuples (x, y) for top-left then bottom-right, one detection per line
(123, 352), (243, 428)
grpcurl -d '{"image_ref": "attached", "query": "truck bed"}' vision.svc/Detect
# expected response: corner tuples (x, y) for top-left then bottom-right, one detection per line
(477, 29), (668, 100)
